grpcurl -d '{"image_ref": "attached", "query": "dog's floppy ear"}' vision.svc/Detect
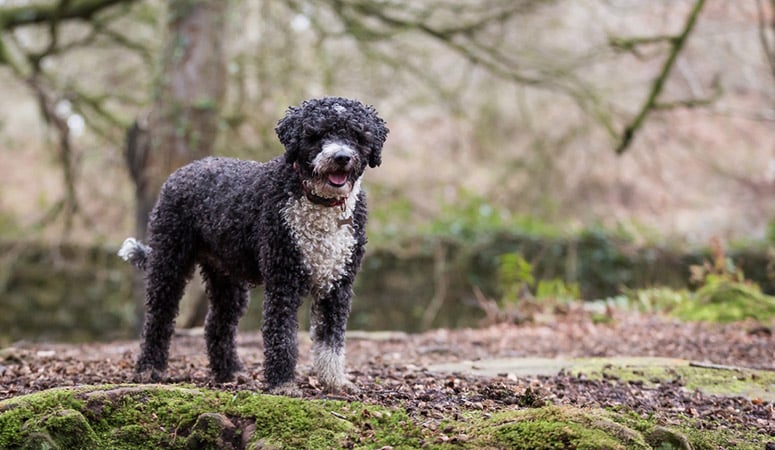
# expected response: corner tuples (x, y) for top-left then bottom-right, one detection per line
(364, 114), (389, 168)
(275, 106), (302, 164)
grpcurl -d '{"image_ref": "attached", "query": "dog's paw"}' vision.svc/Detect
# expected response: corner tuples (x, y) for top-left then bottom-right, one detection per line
(133, 368), (164, 383)
(267, 381), (303, 397)
(233, 371), (253, 384)
(324, 379), (360, 395)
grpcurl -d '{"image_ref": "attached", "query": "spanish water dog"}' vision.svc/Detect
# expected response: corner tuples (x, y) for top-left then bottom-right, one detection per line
(119, 97), (388, 396)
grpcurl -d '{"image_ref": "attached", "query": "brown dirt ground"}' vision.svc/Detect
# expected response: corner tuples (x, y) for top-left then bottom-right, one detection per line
(1, 311), (773, 438)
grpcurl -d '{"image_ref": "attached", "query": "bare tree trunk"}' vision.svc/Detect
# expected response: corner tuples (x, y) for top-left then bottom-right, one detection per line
(126, 0), (227, 333)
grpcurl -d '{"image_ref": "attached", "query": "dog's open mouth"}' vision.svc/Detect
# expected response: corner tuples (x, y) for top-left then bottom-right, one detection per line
(327, 171), (349, 187)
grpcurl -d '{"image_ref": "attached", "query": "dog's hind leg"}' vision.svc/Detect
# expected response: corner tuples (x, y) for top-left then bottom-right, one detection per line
(310, 283), (358, 394)
(201, 265), (249, 382)
(135, 243), (196, 382)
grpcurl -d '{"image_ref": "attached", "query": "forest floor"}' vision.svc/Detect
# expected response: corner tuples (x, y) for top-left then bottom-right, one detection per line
(1, 310), (773, 443)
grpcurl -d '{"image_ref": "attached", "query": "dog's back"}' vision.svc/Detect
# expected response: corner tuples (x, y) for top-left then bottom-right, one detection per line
(150, 156), (285, 284)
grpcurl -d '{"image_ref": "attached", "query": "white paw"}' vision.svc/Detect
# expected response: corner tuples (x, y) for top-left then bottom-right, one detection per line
(324, 379), (360, 395)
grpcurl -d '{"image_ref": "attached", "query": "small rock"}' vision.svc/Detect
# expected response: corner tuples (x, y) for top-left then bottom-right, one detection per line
(646, 426), (692, 450)
(40, 409), (99, 450)
(185, 412), (236, 450)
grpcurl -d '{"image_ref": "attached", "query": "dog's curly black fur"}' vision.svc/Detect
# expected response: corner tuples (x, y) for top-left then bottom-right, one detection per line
(119, 97), (388, 395)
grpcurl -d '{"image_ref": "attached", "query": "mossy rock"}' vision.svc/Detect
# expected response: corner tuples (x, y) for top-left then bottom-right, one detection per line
(471, 406), (649, 450)
(35, 409), (98, 449)
(471, 405), (771, 450)
(0, 384), (770, 449)
(0, 385), (423, 449)
(645, 426), (692, 450)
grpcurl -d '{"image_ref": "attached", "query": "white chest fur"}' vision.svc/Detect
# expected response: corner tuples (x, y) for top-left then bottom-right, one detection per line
(282, 180), (361, 295)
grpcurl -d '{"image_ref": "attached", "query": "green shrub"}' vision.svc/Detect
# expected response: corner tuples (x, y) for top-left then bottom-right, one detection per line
(676, 279), (775, 323)
(497, 252), (580, 305)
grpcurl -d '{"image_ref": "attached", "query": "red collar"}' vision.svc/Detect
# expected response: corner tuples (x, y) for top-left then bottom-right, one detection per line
(294, 162), (347, 208)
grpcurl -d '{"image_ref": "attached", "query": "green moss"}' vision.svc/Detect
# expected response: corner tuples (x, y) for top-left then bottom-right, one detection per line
(495, 420), (624, 449)
(569, 357), (775, 401)
(477, 406), (649, 450)
(351, 405), (424, 448)
(560, 360), (772, 448)
(0, 389), (87, 448)
(109, 424), (151, 444)
(0, 385), (427, 450)
(35, 409), (98, 449)
(230, 393), (349, 448)
(1, 384), (769, 449)
(472, 405), (768, 450)
(673, 280), (775, 323)
(183, 413), (234, 449)
(20, 432), (59, 450)
(680, 367), (775, 399)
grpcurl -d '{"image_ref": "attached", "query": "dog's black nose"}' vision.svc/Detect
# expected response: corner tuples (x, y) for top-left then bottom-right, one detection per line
(333, 151), (351, 166)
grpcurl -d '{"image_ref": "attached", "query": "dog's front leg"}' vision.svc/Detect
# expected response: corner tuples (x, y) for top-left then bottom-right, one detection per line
(262, 282), (304, 397)
(310, 283), (358, 394)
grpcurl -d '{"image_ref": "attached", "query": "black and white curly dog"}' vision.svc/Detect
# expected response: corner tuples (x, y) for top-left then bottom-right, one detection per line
(118, 97), (388, 396)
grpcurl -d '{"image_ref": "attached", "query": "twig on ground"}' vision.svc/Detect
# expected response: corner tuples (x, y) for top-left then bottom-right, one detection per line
(688, 361), (746, 372)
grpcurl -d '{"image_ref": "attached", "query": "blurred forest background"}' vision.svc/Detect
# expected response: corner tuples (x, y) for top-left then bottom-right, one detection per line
(1, 0), (774, 343)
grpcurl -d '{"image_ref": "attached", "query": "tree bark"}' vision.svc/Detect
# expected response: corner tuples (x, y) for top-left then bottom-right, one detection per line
(127, 0), (227, 332)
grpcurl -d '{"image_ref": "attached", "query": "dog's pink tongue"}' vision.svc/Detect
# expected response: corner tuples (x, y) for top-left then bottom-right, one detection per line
(328, 173), (348, 186)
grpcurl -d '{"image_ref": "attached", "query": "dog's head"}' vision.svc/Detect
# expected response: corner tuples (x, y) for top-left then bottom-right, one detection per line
(276, 97), (388, 202)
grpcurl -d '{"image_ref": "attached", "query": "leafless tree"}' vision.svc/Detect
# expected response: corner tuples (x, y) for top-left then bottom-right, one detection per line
(0, 0), (144, 234)
(0, 0), (227, 327)
(0, 0), (722, 236)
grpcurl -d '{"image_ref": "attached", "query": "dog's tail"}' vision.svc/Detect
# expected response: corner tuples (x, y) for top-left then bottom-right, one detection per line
(118, 237), (151, 270)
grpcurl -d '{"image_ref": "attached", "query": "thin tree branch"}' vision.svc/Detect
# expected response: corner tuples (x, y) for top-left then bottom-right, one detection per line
(615, 0), (707, 155)
(0, 35), (26, 76)
(0, 0), (139, 30)
(653, 76), (722, 111)
(27, 75), (80, 234)
(0, 0), (151, 236)
(327, 0), (619, 138)
(609, 34), (674, 55)
(2, 1), (149, 65)
(330, 0), (549, 85)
